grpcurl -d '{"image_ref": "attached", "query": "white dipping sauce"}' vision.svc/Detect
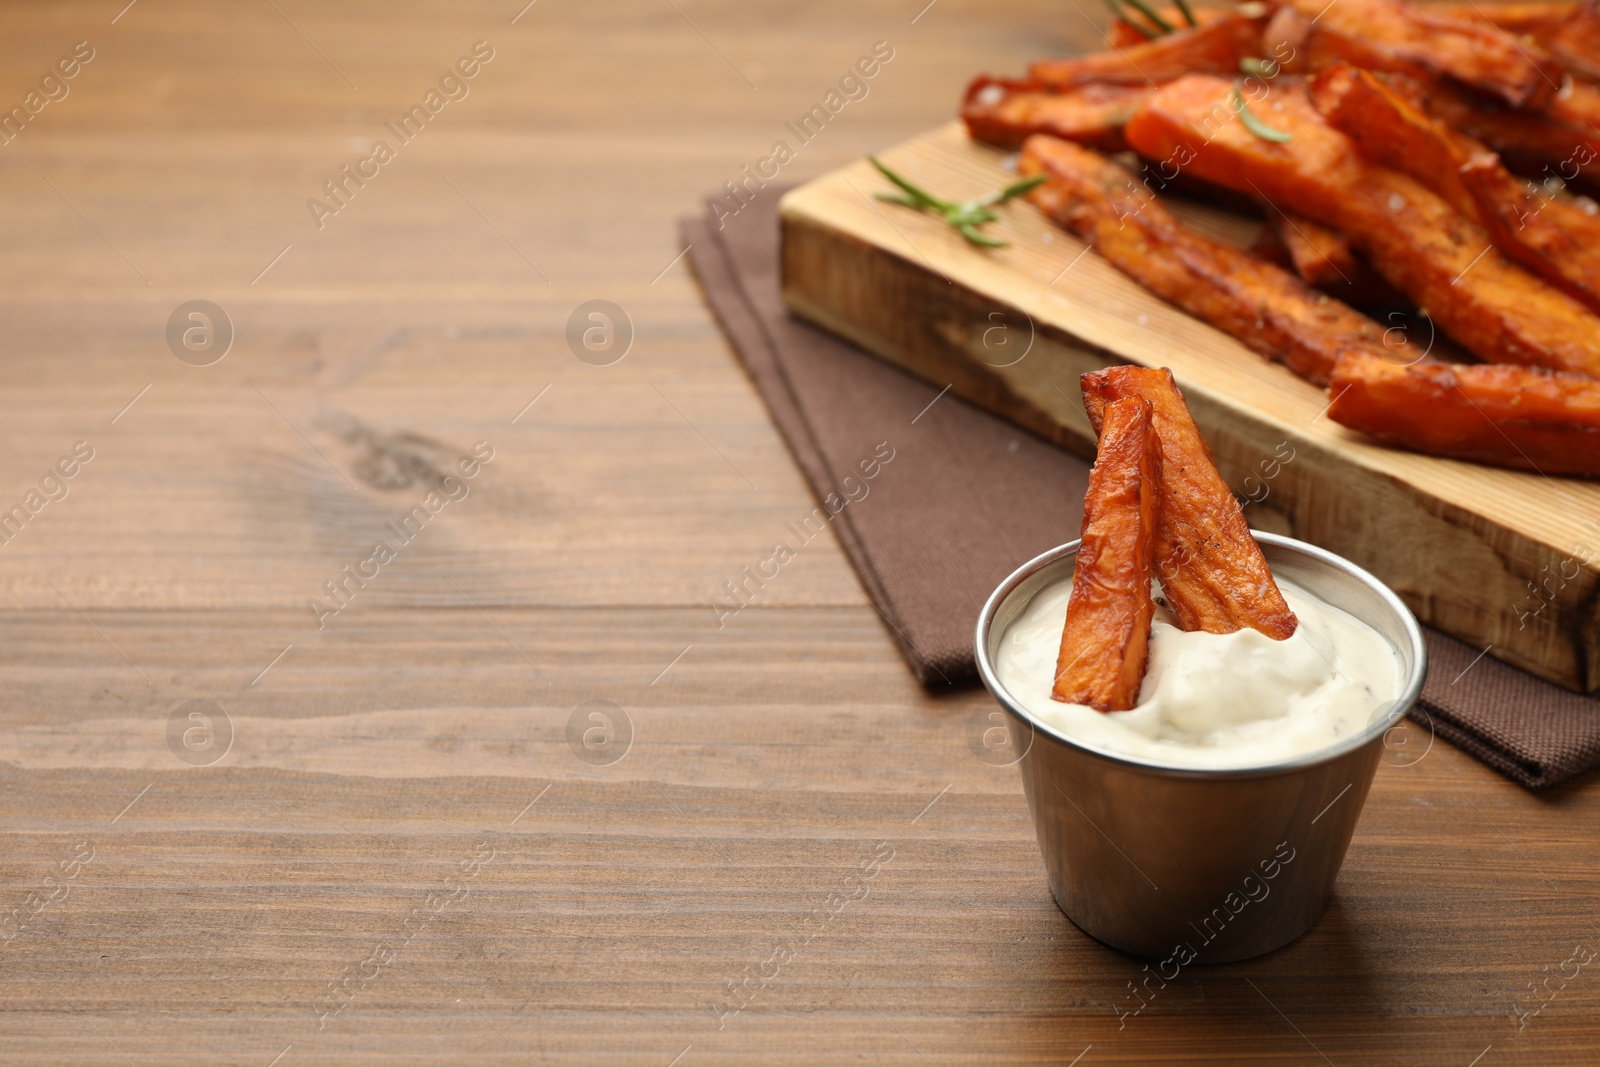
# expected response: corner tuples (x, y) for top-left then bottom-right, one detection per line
(995, 576), (1401, 769)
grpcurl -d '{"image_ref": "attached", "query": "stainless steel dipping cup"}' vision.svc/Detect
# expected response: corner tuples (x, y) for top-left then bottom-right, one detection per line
(974, 532), (1427, 963)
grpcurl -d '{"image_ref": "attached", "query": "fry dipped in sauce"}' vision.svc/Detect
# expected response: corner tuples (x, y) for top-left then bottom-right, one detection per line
(1053, 395), (1160, 710)
(1082, 366), (1299, 641)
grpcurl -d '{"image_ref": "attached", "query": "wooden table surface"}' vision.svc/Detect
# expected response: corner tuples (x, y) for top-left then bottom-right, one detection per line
(1, 1), (1597, 1064)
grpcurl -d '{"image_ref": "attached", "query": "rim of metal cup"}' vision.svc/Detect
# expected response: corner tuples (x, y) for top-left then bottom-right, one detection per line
(973, 531), (1428, 781)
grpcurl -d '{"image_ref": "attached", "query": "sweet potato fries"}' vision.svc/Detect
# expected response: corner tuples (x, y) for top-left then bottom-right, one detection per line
(1083, 367), (1299, 640)
(1020, 136), (1387, 385)
(1329, 352), (1600, 476)
(1281, 0), (1562, 108)
(1452, 0), (1600, 82)
(954, 0), (1600, 478)
(1124, 74), (1600, 378)
(1311, 64), (1600, 315)
(1053, 396), (1160, 710)
(1055, 368), (1298, 710)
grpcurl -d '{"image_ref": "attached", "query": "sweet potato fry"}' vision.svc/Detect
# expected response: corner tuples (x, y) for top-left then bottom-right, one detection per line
(1020, 135), (1389, 385)
(1282, 0), (1562, 108)
(1457, 161), (1600, 314)
(1264, 206), (1401, 305)
(1031, 11), (1267, 89)
(1545, 0), (1600, 82)
(1124, 74), (1600, 376)
(1249, 219), (1294, 267)
(962, 76), (1149, 150)
(1549, 77), (1600, 130)
(1311, 64), (1600, 314)
(1081, 366), (1299, 639)
(1433, 0), (1600, 78)
(1431, 86), (1600, 195)
(1309, 64), (1482, 222)
(1053, 396), (1160, 710)
(1266, 207), (1358, 286)
(1266, 5), (1600, 190)
(1431, 0), (1583, 37)
(1329, 350), (1600, 477)
(1433, 0), (1600, 81)
(1263, 4), (1317, 74)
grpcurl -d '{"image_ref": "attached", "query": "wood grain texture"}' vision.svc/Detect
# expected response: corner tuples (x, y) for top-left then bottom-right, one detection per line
(779, 122), (1600, 694)
(1, 1), (1598, 1064)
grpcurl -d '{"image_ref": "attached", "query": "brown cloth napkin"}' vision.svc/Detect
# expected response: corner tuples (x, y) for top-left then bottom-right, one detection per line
(683, 190), (1600, 790)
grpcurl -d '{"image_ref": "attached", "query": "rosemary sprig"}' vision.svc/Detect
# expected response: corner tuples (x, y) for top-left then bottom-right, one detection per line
(1232, 84), (1293, 143)
(868, 156), (1047, 248)
(1103, 0), (1160, 38)
(1118, 0), (1176, 34)
(1101, 0), (1198, 39)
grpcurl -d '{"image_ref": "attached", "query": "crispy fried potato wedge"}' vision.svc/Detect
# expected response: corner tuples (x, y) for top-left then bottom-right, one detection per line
(1021, 135), (1389, 385)
(1081, 366), (1299, 639)
(1053, 396), (1160, 710)
(1329, 350), (1600, 476)
(1031, 11), (1267, 89)
(1124, 74), (1600, 376)
(1283, 0), (1562, 108)
(962, 76), (1148, 150)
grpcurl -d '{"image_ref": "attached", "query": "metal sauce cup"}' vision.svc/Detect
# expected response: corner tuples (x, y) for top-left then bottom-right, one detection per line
(974, 532), (1427, 962)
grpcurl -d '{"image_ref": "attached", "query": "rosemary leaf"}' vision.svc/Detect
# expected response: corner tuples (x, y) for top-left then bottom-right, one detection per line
(868, 156), (1040, 248)
(1233, 85), (1293, 143)
(1101, 0), (1160, 39)
(968, 173), (1049, 211)
(1118, 0), (1176, 34)
(1239, 56), (1281, 81)
(874, 192), (925, 209)
(867, 156), (948, 210)
(996, 173), (1050, 200)
(958, 223), (1009, 248)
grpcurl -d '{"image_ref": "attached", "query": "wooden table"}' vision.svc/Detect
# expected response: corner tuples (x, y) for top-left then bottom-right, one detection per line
(1, 1), (1595, 1063)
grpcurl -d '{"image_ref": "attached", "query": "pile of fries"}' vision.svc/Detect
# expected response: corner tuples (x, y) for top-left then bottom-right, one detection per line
(1057, 366), (1297, 711)
(963, 0), (1600, 477)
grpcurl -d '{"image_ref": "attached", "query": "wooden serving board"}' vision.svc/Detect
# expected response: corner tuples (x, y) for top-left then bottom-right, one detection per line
(779, 120), (1600, 693)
